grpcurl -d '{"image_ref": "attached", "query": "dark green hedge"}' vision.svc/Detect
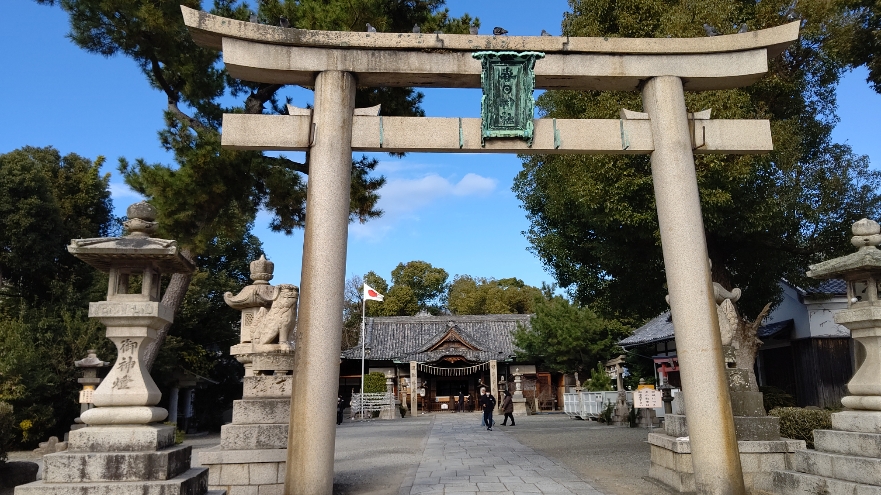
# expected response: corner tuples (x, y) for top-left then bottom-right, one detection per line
(768, 407), (832, 448)
(0, 402), (15, 463)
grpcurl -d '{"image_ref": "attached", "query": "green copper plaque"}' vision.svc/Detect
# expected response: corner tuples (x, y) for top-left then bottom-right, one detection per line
(472, 51), (545, 146)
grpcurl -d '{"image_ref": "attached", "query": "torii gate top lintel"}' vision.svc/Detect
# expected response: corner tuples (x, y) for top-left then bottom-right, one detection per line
(181, 6), (799, 92)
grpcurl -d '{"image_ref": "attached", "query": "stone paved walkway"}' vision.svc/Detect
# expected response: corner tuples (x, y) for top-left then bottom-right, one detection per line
(399, 414), (605, 495)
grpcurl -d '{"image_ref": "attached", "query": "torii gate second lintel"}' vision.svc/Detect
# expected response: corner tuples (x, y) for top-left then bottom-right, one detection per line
(181, 8), (799, 495)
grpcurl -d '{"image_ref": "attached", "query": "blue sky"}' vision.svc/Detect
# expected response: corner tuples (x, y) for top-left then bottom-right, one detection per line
(2, 0), (880, 293)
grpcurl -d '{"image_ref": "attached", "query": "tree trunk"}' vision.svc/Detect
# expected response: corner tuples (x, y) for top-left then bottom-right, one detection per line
(143, 249), (195, 371)
(730, 302), (772, 391)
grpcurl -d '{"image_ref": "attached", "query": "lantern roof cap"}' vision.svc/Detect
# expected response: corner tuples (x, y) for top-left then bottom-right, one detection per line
(808, 218), (881, 279)
(66, 201), (195, 274)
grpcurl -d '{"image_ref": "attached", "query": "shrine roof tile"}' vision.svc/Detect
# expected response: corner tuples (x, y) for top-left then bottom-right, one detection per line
(340, 313), (531, 363)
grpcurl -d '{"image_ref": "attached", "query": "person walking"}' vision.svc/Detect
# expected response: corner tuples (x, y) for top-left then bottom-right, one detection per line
(458, 389), (465, 413)
(480, 388), (496, 431)
(500, 390), (515, 426)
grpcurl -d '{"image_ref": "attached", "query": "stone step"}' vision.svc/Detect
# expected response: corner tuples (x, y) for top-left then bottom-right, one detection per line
(765, 470), (881, 495)
(794, 449), (881, 485)
(220, 424), (288, 450)
(14, 467), (208, 495)
(43, 445), (192, 483)
(813, 429), (881, 458)
(232, 399), (290, 425)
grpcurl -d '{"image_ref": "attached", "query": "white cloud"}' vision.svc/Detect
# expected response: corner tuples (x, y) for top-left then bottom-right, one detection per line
(109, 182), (144, 202)
(349, 172), (498, 241)
(452, 173), (496, 197)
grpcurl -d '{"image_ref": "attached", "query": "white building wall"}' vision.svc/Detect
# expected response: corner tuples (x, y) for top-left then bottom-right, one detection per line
(805, 296), (849, 338)
(763, 282), (812, 339)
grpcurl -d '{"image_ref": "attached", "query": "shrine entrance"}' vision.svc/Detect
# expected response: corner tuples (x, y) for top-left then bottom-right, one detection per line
(181, 8), (799, 494)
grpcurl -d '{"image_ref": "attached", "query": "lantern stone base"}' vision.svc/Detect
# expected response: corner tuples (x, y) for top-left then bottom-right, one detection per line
(757, 411), (881, 494)
(647, 433), (805, 494)
(15, 425), (217, 495)
(512, 396), (529, 416)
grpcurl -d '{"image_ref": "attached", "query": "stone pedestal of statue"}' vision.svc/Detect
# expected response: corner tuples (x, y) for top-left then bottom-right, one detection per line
(200, 256), (299, 495)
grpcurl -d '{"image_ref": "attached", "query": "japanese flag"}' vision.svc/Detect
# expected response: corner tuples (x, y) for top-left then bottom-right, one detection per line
(363, 284), (384, 302)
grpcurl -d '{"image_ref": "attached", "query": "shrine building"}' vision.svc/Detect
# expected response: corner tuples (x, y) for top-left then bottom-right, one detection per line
(339, 313), (555, 412)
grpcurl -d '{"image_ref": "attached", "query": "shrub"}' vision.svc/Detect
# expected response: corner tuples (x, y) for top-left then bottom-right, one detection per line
(769, 407), (832, 448)
(363, 372), (387, 393)
(760, 386), (797, 411)
(599, 401), (614, 424)
(0, 402), (15, 463)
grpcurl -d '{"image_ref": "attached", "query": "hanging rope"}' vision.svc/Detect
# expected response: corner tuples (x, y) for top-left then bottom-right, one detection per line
(417, 361), (490, 377)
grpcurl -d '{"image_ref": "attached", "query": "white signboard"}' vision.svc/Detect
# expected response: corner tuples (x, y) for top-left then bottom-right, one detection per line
(79, 389), (94, 404)
(634, 389), (662, 409)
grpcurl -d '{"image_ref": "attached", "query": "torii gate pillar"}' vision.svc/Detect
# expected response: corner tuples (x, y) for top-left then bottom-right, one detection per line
(285, 70), (355, 495)
(643, 75), (745, 495)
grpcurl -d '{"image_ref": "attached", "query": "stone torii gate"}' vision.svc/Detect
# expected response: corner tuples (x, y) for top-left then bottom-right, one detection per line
(181, 8), (798, 495)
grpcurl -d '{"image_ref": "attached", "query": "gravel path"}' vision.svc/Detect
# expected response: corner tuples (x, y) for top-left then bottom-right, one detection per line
(502, 414), (669, 495)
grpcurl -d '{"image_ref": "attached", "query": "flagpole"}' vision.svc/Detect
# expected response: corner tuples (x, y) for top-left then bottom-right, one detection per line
(360, 291), (366, 421)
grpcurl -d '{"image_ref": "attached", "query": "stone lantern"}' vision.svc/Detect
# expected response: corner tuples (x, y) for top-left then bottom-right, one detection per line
(71, 350), (110, 430)
(17, 202), (207, 495)
(807, 218), (881, 411)
(512, 368), (528, 416)
(66, 201), (195, 425)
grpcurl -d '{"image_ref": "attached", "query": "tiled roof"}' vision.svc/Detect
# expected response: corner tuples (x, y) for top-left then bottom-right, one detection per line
(619, 311), (673, 348)
(340, 314), (532, 363)
(618, 311), (793, 347)
(804, 279), (847, 296)
(757, 319), (793, 338)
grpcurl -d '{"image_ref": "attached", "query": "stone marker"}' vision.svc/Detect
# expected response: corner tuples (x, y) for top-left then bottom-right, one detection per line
(15, 202), (218, 495)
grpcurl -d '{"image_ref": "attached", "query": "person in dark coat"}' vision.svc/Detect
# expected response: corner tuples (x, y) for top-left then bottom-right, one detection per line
(336, 395), (346, 425)
(458, 390), (465, 413)
(479, 388), (496, 430)
(500, 390), (515, 426)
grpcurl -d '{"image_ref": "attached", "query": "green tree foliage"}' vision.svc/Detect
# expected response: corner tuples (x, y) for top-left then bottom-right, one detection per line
(390, 261), (449, 312)
(447, 276), (543, 315)
(358, 261), (448, 317)
(35, 0), (477, 367)
(584, 362), (613, 391)
(0, 147), (112, 302)
(831, 0), (881, 92)
(363, 372), (387, 393)
(513, 295), (630, 374)
(0, 146), (114, 446)
(513, 0), (881, 320)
